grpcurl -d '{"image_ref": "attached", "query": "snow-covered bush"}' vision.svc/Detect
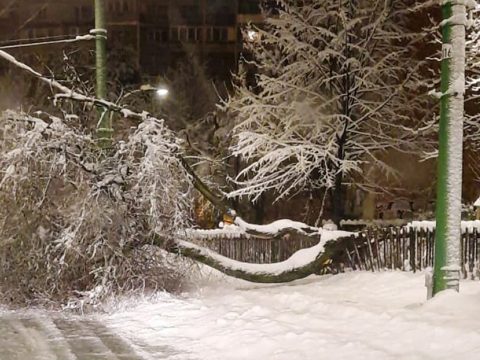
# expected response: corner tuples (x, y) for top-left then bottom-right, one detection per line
(0, 110), (194, 308)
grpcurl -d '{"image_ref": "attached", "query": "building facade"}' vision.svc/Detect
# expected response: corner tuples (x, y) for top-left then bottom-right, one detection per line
(0, 0), (262, 78)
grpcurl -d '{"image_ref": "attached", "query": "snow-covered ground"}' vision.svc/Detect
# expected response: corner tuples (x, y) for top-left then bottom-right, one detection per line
(103, 270), (480, 360)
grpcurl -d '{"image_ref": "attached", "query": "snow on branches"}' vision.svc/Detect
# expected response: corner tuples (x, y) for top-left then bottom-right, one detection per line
(459, 2), (480, 180)
(225, 0), (435, 211)
(0, 110), (193, 307)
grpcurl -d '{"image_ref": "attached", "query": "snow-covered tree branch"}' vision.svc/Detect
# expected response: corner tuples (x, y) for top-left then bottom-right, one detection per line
(464, 5), (480, 175)
(166, 221), (353, 283)
(225, 0), (435, 222)
(0, 49), (237, 215)
(0, 109), (195, 306)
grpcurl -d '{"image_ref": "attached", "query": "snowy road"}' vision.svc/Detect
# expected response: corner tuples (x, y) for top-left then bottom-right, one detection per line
(0, 313), (167, 359)
(104, 271), (480, 360)
(3, 272), (480, 359)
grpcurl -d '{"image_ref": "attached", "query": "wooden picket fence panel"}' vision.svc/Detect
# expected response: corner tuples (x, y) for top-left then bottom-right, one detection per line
(191, 234), (319, 264)
(341, 227), (480, 279)
(189, 226), (480, 279)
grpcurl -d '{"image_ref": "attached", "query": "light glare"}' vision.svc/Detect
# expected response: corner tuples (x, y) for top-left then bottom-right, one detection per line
(247, 30), (258, 41)
(156, 88), (169, 97)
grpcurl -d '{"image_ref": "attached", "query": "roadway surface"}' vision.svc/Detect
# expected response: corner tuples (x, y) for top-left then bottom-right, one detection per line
(0, 313), (175, 360)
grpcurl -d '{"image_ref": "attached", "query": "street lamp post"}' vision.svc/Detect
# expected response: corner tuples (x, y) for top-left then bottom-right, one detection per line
(93, 0), (112, 144)
(432, 0), (473, 296)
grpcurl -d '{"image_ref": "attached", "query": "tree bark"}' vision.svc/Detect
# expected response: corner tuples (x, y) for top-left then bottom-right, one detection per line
(332, 132), (346, 227)
(179, 156), (234, 215)
(332, 173), (345, 227)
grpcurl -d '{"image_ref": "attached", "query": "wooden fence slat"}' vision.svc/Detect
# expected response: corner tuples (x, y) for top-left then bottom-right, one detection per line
(409, 227), (416, 273)
(418, 229), (428, 269)
(475, 228), (480, 279)
(473, 228), (478, 279)
(462, 230), (467, 279)
(461, 230), (466, 279)
(426, 229), (430, 269)
(366, 229), (375, 271)
(384, 228), (389, 269)
(469, 229), (475, 279)
(433, 230), (436, 267)
(395, 228), (399, 270)
(388, 227), (395, 270)
(352, 235), (364, 270)
(374, 229), (382, 269)
(345, 243), (357, 271)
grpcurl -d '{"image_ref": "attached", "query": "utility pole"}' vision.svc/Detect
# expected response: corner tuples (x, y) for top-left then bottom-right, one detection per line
(432, 0), (472, 296)
(92, 0), (112, 144)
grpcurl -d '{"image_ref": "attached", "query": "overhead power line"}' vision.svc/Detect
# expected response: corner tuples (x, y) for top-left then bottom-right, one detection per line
(0, 34), (76, 46)
(0, 34), (95, 50)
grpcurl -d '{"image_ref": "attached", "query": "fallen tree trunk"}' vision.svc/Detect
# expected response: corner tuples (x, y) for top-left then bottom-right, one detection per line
(160, 227), (353, 283)
(169, 241), (325, 283)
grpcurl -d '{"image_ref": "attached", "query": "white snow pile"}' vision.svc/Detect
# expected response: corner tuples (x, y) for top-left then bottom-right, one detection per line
(184, 217), (321, 240)
(184, 216), (324, 241)
(234, 217), (318, 235)
(103, 271), (480, 360)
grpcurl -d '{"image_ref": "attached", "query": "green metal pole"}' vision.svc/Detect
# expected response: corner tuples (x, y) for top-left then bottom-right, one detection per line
(93, 0), (112, 143)
(432, 0), (467, 296)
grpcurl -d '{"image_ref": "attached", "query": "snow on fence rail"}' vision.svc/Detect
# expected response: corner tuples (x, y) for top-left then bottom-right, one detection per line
(406, 220), (480, 232)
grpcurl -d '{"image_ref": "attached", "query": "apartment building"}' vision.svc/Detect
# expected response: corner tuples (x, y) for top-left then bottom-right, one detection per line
(0, 0), (262, 78)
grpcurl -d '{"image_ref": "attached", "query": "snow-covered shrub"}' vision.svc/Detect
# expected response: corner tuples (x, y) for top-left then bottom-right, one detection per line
(0, 110), (194, 308)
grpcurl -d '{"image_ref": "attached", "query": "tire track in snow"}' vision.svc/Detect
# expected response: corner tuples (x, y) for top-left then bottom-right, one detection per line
(0, 316), (59, 360)
(53, 317), (146, 359)
(21, 316), (77, 359)
(0, 313), (168, 360)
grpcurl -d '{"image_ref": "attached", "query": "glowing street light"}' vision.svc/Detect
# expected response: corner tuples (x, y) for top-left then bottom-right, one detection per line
(156, 87), (169, 98)
(138, 84), (169, 97)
